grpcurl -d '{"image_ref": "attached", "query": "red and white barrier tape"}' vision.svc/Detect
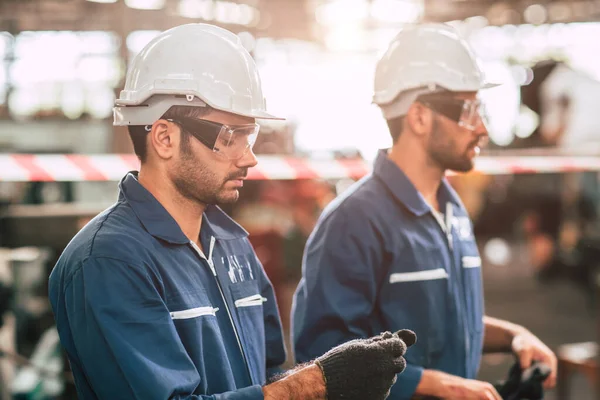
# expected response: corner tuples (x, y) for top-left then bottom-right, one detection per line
(1, 154), (599, 182)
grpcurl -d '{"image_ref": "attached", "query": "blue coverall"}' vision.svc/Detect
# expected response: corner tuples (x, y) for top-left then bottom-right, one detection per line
(293, 149), (485, 399)
(49, 173), (286, 400)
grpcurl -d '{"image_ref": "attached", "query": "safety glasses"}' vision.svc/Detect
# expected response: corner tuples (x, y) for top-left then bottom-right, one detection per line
(168, 117), (260, 160)
(416, 94), (489, 131)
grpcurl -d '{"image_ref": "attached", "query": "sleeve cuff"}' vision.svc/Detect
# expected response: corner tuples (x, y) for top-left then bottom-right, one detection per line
(214, 385), (264, 400)
(389, 363), (424, 400)
(266, 366), (285, 381)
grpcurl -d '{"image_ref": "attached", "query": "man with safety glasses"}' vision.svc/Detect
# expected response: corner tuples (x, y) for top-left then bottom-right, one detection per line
(48, 23), (416, 400)
(293, 23), (557, 400)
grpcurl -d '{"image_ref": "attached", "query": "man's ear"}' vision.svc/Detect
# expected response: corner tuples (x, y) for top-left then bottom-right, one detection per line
(405, 102), (433, 137)
(148, 119), (178, 161)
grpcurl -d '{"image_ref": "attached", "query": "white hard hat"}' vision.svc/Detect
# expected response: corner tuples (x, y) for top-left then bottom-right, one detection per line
(114, 23), (283, 126)
(373, 23), (499, 119)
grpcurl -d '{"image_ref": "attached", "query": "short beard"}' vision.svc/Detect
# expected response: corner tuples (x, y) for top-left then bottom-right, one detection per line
(170, 135), (245, 206)
(428, 117), (475, 173)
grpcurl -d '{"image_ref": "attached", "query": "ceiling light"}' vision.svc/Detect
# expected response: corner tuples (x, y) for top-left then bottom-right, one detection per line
(370, 0), (424, 24)
(316, 0), (369, 26)
(125, 0), (165, 11)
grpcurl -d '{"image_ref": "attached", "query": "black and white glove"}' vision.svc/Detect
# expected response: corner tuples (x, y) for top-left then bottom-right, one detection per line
(315, 330), (417, 400)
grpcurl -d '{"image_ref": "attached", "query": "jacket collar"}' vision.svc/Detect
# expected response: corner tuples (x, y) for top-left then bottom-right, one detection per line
(119, 172), (248, 244)
(372, 149), (462, 216)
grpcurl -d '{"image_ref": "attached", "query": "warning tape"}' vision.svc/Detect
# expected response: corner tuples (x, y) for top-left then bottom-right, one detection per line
(0, 154), (599, 182)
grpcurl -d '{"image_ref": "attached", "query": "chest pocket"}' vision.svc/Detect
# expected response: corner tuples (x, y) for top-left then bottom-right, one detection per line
(385, 245), (449, 367)
(167, 288), (215, 320)
(229, 280), (266, 385)
(166, 288), (226, 370)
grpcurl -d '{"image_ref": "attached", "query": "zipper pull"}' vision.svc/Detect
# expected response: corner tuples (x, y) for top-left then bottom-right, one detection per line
(207, 237), (216, 276)
(190, 240), (217, 276)
(208, 260), (216, 276)
(446, 203), (454, 251)
(208, 236), (216, 260)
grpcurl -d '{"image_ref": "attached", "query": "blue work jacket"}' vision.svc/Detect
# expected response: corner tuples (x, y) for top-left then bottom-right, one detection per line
(292, 149), (485, 399)
(48, 173), (286, 400)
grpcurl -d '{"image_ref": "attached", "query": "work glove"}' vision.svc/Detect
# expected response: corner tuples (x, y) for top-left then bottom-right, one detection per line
(315, 329), (417, 400)
(494, 360), (552, 400)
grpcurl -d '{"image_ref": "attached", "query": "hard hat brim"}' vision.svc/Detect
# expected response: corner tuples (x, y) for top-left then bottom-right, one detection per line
(238, 110), (286, 121)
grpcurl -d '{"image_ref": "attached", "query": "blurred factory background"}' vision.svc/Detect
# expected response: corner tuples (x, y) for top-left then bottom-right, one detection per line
(0, 0), (599, 398)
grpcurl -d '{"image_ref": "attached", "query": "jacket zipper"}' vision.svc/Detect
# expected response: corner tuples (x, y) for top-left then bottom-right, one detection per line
(190, 237), (252, 383)
(432, 203), (470, 372)
(446, 204), (471, 374)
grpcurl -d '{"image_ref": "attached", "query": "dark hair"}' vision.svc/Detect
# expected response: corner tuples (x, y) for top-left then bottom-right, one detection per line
(386, 116), (404, 143)
(127, 125), (150, 163)
(128, 105), (211, 163)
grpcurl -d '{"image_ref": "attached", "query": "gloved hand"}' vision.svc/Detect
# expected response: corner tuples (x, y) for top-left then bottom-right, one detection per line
(494, 360), (551, 400)
(315, 329), (417, 400)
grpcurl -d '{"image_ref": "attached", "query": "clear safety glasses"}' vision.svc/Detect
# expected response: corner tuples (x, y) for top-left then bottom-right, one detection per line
(416, 95), (489, 132)
(168, 117), (260, 160)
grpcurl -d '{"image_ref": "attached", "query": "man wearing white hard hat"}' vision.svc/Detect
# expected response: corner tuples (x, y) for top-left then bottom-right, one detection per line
(293, 23), (557, 399)
(48, 23), (415, 400)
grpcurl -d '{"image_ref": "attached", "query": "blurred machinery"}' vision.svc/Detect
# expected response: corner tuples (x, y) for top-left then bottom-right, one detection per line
(0, 247), (65, 400)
